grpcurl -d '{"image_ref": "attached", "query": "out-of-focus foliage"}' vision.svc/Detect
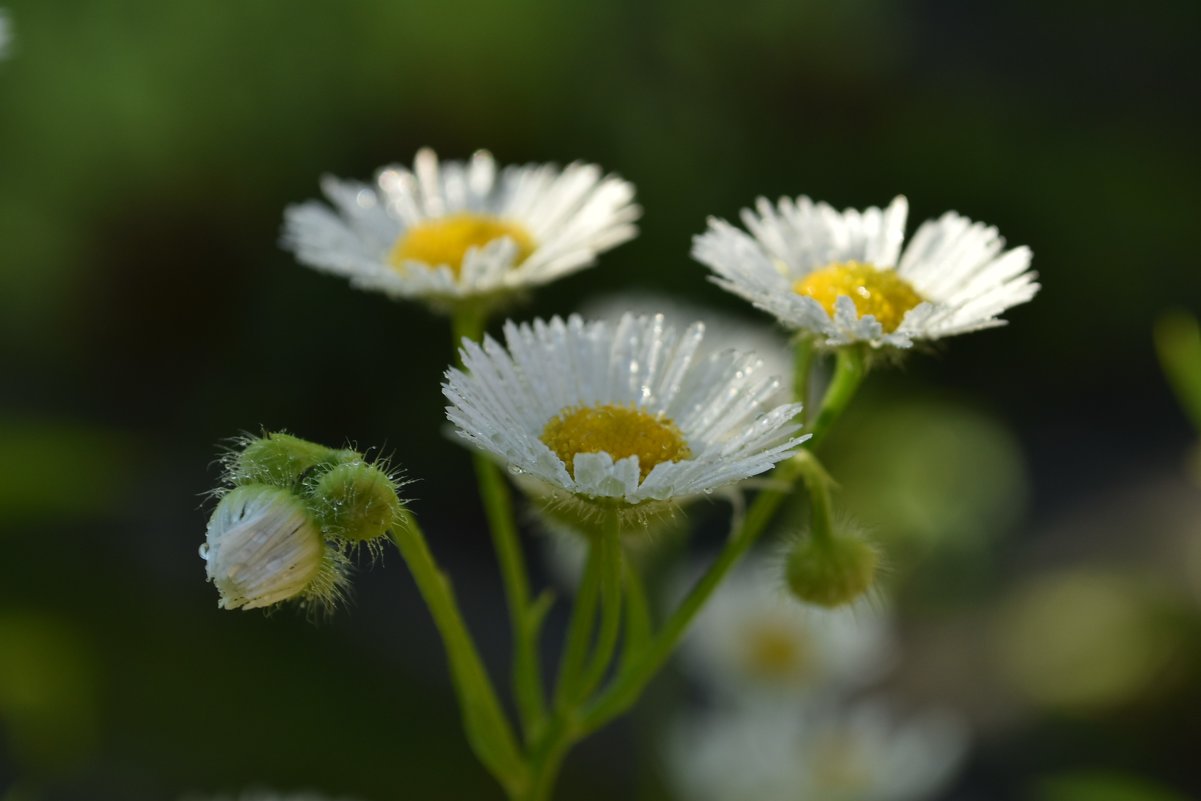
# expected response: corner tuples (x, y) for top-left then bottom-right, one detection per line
(0, 612), (98, 774)
(1038, 772), (1191, 801)
(1155, 312), (1201, 433)
(992, 570), (1176, 712)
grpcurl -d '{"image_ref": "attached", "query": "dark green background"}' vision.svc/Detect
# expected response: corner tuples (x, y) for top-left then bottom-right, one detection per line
(2, 1), (1200, 799)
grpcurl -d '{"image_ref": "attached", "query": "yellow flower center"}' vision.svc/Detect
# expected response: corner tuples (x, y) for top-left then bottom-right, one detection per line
(539, 404), (692, 482)
(389, 213), (536, 277)
(743, 624), (810, 680)
(793, 261), (923, 333)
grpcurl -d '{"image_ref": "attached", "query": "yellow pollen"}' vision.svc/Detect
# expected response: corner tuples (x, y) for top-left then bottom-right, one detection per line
(389, 213), (535, 278)
(793, 261), (923, 333)
(539, 404), (692, 482)
(743, 625), (808, 679)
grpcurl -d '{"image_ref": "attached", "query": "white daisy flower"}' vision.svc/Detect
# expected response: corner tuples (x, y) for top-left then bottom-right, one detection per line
(443, 314), (806, 507)
(282, 148), (640, 308)
(677, 555), (893, 698)
(582, 292), (795, 406)
(693, 195), (1039, 348)
(667, 700), (967, 801)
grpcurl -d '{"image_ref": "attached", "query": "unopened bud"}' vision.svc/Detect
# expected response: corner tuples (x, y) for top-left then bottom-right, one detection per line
(785, 530), (879, 608)
(228, 432), (344, 488)
(202, 484), (339, 610)
(310, 461), (404, 543)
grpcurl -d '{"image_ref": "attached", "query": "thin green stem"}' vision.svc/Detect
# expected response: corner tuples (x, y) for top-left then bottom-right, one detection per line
(576, 513), (624, 701)
(807, 346), (866, 450)
(793, 335), (816, 424)
(454, 305), (549, 742)
(523, 715), (574, 801)
(620, 557), (653, 671)
(577, 457), (805, 734)
(390, 510), (527, 795)
(553, 533), (603, 711)
(451, 305), (487, 362)
(793, 450), (836, 548)
(474, 452), (547, 740)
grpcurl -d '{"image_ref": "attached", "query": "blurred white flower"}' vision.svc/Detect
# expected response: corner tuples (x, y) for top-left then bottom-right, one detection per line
(444, 314), (805, 506)
(283, 148), (639, 308)
(667, 700), (967, 801)
(694, 195), (1038, 348)
(0, 10), (11, 59)
(677, 555), (893, 699)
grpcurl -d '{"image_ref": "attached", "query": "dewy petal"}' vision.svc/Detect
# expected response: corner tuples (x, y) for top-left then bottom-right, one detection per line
(443, 314), (807, 504)
(282, 149), (641, 304)
(697, 195), (1038, 347)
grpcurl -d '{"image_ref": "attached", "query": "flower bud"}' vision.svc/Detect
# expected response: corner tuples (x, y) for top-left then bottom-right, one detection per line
(202, 484), (338, 610)
(227, 432), (343, 488)
(309, 460), (404, 543)
(785, 530), (880, 608)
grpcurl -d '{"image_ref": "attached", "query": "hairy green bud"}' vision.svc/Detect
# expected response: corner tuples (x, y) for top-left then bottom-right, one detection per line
(309, 460), (404, 543)
(785, 530), (879, 608)
(228, 432), (342, 488)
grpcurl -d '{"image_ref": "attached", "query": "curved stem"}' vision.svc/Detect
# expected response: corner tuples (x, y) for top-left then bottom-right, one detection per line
(807, 346), (865, 450)
(793, 335), (816, 423)
(390, 510), (527, 795)
(474, 452), (547, 740)
(578, 457), (805, 734)
(794, 450), (835, 547)
(620, 557), (653, 671)
(553, 533), (603, 711)
(454, 306), (548, 742)
(576, 513), (624, 701)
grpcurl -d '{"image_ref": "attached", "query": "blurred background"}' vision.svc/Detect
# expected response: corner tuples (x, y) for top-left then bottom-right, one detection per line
(2, 1), (1200, 799)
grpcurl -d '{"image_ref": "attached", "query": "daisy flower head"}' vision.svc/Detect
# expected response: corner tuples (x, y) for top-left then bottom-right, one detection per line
(582, 291), (795, 406)
(282, 148), (640, 312)
(693, 195), (1039, 349)
(443, 314), (807, 516)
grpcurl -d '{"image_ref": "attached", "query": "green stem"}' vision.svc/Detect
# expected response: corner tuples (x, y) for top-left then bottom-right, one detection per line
(523, 715), (574, 801)
(576, 512), (624, 701)
(390, 510), (527, 795)
(451, 305), (487, 362)
(793, 450), (836, 547)
(474, 452), (548, 741)
(620, 557), (653, 670)
(454, 305), (549, 742)
(577, 457), (804, 734)
(553, 532), (603, 711)
(807, 346), (866, 450)
(793, 335), (816, 423)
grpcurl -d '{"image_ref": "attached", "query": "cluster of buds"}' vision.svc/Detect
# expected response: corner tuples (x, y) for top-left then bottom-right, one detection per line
(201, 432), (405, 611)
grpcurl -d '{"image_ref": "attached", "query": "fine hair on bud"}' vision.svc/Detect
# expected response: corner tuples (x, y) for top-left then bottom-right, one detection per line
(308, 459), (406, 546)
(784, 526), (881, 608)
(224, 431), (347, 489)
(202, 484), (347, 612)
